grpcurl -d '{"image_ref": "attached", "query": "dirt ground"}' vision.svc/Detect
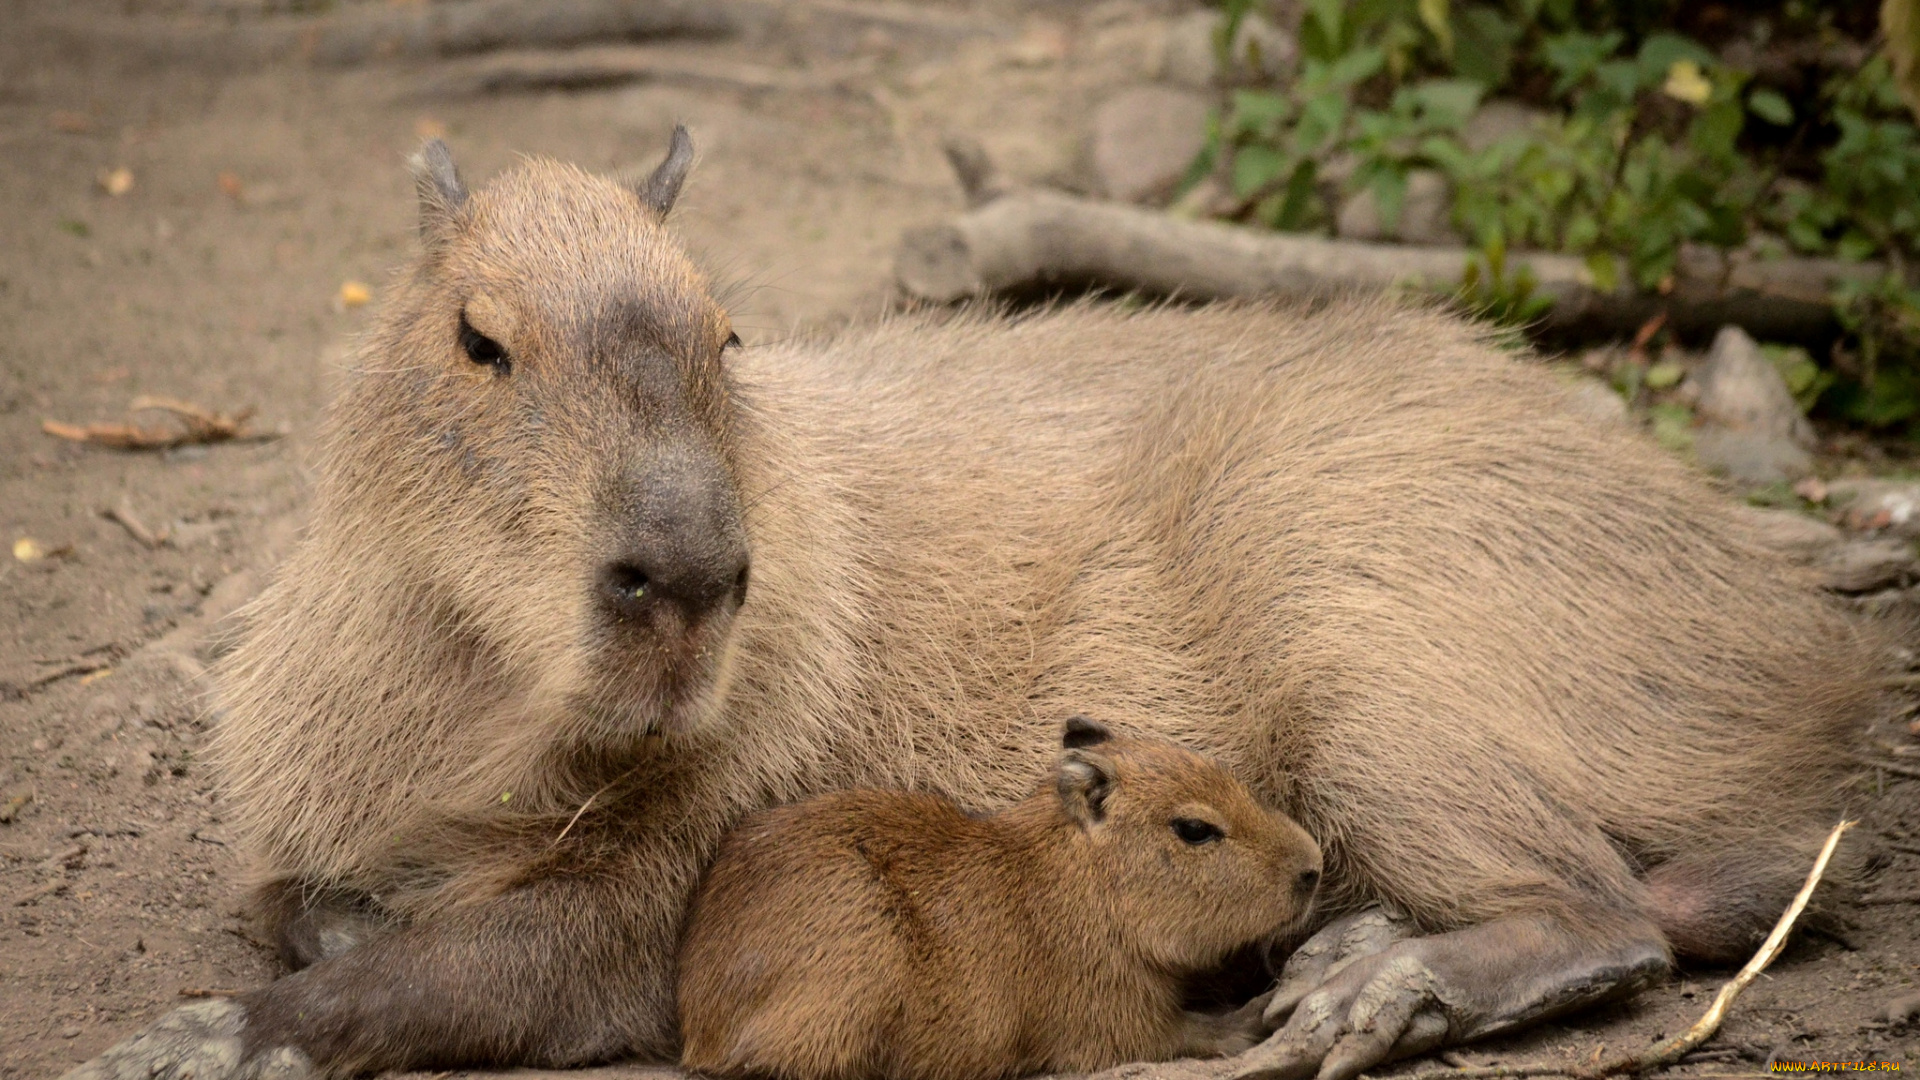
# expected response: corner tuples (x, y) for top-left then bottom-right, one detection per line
(0, 2), (1915, 1079)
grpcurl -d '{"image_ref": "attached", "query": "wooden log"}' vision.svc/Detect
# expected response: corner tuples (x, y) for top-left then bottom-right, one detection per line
(895, 188), (1888, 345)
(37, 0), (1005, 72)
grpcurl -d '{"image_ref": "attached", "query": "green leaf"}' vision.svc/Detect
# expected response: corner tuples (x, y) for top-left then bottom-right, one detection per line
(1323, 45), (1388, 89)
(1410, 79), (1487, 129)
(1584, 250), (1619, 293)
(1540, 30), (1624, 97)
(1650, 401), (1696, 452)
(1371, 167), (1410, 231)
(1232, 145), (1290, 198)
(1274, 159), (1321, 230)
(1644, 359), (1685, 390)
(1418, 0), (1453, 56)
(1636, 33), (1716, 89)
(1747, 88), (1794, 126)
(1453, 4), (1522, 89)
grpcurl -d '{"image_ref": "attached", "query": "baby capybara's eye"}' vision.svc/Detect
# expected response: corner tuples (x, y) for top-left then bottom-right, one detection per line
(458, 313), (509, 372)
(1171, 818), (1223, 845)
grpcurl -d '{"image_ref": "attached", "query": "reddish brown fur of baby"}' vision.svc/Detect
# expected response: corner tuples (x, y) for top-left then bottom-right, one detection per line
(676, 719), (1323, 1080)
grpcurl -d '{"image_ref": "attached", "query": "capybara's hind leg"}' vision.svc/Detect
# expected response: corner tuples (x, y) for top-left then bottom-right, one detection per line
(253, 879), (396, 971)
(1644, 851), (1812, 965)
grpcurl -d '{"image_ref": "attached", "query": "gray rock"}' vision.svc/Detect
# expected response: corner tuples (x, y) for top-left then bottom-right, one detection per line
(1091, 86), (1213, 205)
(1826, 479), (1920, 538)
(1334, 169), (1457, 245)
(1161, 9), (1295, 88)
(1562, 378), (1629, 427)
(1736, 506), (1843, 560)
(1691, 427), (1813, 486)
(1461, 99), (1550, 153)
(1815, 537), (1917, 593)
(1688, 325), (1816, 448)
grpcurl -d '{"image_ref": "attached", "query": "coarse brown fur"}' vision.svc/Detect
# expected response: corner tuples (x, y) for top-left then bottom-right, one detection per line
(205, 146), (1883, 1073)
(677, 719), (1324, 1080)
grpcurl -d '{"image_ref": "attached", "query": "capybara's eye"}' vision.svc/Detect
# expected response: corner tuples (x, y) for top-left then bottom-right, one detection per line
(458, 313), (510, 373)
(1171, 818), (1223, 845)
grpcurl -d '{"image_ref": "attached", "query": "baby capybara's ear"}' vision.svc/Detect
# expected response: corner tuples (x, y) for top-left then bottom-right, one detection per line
(1062, 715), (1111, 750)
(1056, 748), (1116, 827)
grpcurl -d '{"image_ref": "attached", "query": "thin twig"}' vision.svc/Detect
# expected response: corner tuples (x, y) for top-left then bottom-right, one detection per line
(103, 497), (169, 550)
(1382, 820), (1854, 1080)
(1858, 891), (1920, 905)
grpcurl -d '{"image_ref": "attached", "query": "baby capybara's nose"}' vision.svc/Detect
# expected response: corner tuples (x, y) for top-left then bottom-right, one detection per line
(1295, 866), (1321, 899)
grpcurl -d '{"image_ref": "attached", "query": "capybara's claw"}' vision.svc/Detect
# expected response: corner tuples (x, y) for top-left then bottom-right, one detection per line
(58, 1000), (313, 1080)
(1264, 907), (1415, 1026)
(1236, 948), (1451, 1080)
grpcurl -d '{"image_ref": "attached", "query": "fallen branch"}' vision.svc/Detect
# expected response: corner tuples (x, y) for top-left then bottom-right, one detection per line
(1380, 820), (1854, 1080)
(421, 45), (863, 98)
(43, 396), (281, 452)
(894, 188), (1889, 344)
(39, 0), (1005, 71)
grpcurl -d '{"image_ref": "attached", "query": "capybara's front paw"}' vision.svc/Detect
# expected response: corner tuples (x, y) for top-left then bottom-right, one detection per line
(59, 1000), (313, 1080)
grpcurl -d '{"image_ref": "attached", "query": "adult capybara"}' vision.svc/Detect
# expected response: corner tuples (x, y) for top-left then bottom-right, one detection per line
(66, 129), (1881, 1080)
(678, 717), (1324, 1080)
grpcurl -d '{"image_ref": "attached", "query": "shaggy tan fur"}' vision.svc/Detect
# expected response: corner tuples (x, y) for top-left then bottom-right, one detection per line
(678, 720), (1323, 1080)
(206, 152), (1881, 1071)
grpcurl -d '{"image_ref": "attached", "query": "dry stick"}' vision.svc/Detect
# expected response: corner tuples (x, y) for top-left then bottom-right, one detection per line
(1857, 891), (1920, 905)
(1382, 819), (1856, 1080)
(103, 497), (168, 550)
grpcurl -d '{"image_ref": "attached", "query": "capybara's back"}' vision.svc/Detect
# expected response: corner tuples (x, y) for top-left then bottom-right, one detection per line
(677, 718), (1322, 1080)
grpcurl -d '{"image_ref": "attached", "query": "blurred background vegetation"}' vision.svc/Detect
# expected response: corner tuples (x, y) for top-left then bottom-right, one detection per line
(1187, 0), (1920, 432)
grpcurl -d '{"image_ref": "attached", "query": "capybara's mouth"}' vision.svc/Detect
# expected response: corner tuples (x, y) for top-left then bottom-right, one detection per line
(580, 609), (740, 738)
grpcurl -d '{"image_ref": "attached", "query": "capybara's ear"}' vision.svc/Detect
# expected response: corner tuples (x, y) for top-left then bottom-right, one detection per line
(410, 139), (468, 245)
(1062, 715), (1111, 750)
(1056, 749), (1116, 828)
(636, 124), (694, 218)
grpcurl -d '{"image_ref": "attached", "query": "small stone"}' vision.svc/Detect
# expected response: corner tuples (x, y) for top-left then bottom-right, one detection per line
(1335, 170), (1457, 245)
(1692, 427), (1813, 486)
(1826, 479), (1920, 538)
(61, 1026), (80, 1038)
(1881, 991), (1920, 1024)
(1562, 379), (1629, 427)
(1814, 537), (1916, 593)
(1462, 100), (1550, 152)
(1736, 507), (1843, 561)
(1160, 9), (1295, 88)
(1091, 86), (1213, 205)
(1688, 325), (1815, 448)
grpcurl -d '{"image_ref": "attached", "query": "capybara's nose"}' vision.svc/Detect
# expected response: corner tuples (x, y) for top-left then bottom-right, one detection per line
(601, 450), (750, 623)
(1294, 866), (1321, 900)
(599, 545), (748, 623)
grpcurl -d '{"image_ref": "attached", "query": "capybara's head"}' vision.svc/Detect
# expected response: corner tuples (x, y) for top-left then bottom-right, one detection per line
(326, 129), (747, 744)
(1052, 717), (1322, 970)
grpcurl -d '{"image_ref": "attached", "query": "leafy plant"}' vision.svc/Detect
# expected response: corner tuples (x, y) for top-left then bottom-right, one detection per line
(1197, 0), (1920, 430)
